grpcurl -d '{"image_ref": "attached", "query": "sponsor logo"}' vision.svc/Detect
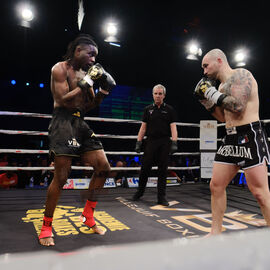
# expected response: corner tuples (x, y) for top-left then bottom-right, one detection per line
(22, 205), (130, 237)
(72, 111), (81, 117)
(116, 198), (266, 238)
(68, 138), (81, 148)
(217, 145), (252, 159)
(63, 178), (116, 189)
(203, 123), (215, 129)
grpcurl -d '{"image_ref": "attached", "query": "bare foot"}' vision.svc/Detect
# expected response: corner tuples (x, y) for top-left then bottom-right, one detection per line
(91, 224), (107, 235)
(80, 215), (107, 235)
(39, 236), (55, 246)
(203, 233), (212, 238)
(203, 232), (220, 238)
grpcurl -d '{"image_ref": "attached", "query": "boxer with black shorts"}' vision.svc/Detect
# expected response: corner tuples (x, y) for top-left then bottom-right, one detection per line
(39, 34), (116, 246)
(215, 121), (270, 169)
(194, 48), (270, 236)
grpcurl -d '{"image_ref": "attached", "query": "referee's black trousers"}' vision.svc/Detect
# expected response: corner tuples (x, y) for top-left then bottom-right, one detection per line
(138, 137), (170, 200)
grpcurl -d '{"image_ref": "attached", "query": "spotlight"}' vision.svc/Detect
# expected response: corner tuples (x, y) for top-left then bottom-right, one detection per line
(26, 82), (30, 86)
(234, 49), (248, 67)
(104, 21), (119, 43)
(16, 3), (35, 28)
(11, 80), (16, 85)
(39, 83), (44, 88)
(21, 7), (34, 22)
(109, 42), (121, 47)
(106, 23), (117, 36)
(186, 42), (202, 61)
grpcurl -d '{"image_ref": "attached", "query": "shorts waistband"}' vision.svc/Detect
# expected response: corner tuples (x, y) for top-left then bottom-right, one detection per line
(226, 121), (261, 135)
(52, 107), (85, 119)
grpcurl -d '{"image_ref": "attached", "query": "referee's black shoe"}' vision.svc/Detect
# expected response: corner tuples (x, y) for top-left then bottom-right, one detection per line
(157, 198), (169, 206)
(132, 191), (143, 201)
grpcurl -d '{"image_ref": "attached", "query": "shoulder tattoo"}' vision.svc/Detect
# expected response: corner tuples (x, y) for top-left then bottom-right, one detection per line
(221, 69), (253, 112)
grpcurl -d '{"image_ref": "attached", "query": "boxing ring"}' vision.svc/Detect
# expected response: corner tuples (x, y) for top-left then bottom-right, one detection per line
(0, 110), (270, 269)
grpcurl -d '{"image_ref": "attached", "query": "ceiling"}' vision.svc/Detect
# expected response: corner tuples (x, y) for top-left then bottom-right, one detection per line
(1, 0), (269, 121)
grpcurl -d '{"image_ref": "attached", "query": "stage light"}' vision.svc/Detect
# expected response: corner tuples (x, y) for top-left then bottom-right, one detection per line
(106, 23), (117, 36)
(11, 80), (16, 85)
(109, 42), (121, 47)
(186, 41), (202, 61)
(39, 83), (44, 88)
(16, 3), (35, 28)
(21, 7), (34, 22)
(234, 48), (248, 67)
(26, 82), (30, 86)
(104, 20), (119, 43)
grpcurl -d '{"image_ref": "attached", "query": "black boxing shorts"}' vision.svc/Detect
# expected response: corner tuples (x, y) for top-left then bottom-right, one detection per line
(48, 107), (103, 159)
(214, 121), (270, 170)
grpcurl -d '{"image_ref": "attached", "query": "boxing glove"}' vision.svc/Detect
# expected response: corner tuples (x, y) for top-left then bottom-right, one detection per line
(78, 63), (116, 94)
(194, 77), (226, 106)
(88, 63), (116, 93)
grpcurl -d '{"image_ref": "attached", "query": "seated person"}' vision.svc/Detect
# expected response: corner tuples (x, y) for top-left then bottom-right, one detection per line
(0, 171), (18, 189)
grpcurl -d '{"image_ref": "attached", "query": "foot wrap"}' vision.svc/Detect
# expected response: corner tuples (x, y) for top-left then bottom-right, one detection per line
(39, 216), (53, 240)
(80, 200), (97, 228)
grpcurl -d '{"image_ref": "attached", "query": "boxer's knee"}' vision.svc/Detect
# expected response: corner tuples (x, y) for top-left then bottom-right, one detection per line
(252, 191), (268, 207)
(53, 168), (71, 188)
(96, 161), (111, 178)
(209, 179), (225, 195)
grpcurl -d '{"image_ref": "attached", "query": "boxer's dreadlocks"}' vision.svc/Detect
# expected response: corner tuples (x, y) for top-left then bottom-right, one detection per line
(63, 34), (98, 60)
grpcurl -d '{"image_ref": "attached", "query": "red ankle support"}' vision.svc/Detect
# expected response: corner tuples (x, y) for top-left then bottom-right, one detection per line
(39, 216), (53, 239)
(81, 200), (97, 228)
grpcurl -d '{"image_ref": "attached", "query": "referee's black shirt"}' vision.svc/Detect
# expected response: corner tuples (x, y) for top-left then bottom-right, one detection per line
(142, 103), (177, 139)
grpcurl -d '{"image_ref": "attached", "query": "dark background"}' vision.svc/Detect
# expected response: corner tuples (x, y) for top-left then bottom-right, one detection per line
(0, 0), (269, 151)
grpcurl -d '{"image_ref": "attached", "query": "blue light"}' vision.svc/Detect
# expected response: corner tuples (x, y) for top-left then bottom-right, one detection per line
(134, 156), (139, 162)
(239, 173), (247, 185)
(11, 80), (16, 85)
(39, 83), (44, 88)
(109, 42), (121, 47)
(26, 82), (30, 86)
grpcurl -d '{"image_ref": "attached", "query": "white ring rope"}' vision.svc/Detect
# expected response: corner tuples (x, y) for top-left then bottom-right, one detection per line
(0, 111), (200, 127)
(0, 149), (200, 156)
(0, 129), (200, 141)
(0, 111), (201, 174)
(6, 110), (269, 176)
(2, 166), (268, 177)
(0, 166), (200, 171)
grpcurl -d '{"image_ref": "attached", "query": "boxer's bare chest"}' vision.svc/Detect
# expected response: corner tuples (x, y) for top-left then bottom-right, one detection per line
(67, 69), (86, 91)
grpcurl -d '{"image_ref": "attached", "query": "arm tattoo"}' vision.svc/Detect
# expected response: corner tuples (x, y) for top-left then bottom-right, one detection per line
(221, 69), (252, 113)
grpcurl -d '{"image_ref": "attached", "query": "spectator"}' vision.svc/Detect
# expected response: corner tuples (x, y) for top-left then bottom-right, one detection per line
(38, 159), (54, 187)
(109, 160), (125, 185)
(0, 170), (18, 189)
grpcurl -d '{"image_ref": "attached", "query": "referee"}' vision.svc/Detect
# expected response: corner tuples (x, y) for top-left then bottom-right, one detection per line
(133, 84), (178, 206)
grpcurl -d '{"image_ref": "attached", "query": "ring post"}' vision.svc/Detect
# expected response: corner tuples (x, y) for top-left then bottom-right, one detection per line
(200, 120), (217, 181)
